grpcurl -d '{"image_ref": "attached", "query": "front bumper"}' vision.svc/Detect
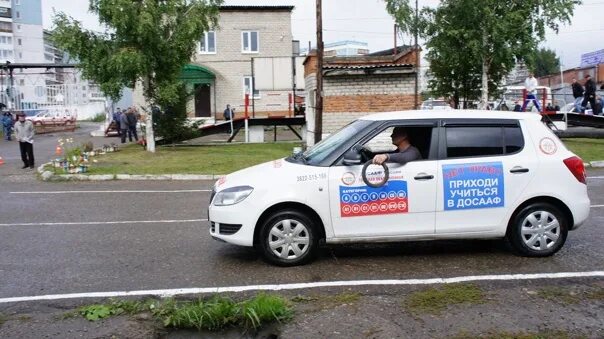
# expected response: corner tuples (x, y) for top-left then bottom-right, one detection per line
(208, 201), (257, 247)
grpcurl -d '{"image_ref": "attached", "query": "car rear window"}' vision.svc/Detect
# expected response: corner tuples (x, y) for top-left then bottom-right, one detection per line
(445, 125), (523, 158)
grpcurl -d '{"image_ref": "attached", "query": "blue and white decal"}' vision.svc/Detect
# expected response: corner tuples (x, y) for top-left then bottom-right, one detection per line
(443, 162), (504, 210)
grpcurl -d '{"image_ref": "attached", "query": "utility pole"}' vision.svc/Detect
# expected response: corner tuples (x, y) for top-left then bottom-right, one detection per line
(314, 0), (324, 144)
(414, 0), (419, 109)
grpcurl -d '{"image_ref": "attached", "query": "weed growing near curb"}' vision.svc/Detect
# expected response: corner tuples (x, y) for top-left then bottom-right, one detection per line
(239, 294), (293, 329)
(405, 283), (485, 314)
(73, 294), (292, 331)
(0, 313), (5, 327)
(162, 296), (238, 331)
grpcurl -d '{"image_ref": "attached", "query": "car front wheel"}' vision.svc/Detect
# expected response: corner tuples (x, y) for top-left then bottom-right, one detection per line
(258, 210), (318, 266)
(507, 203), (568, 257)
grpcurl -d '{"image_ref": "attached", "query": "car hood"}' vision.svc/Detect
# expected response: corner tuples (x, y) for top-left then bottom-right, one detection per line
(214, 158), (302, 192)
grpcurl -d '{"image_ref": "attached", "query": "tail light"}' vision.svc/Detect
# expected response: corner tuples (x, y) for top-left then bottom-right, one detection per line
(563, 156), (586, 184)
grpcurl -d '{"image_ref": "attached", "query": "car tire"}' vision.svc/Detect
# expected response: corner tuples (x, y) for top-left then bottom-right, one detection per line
(258, 209), (319, 267)
(506, 202), (568, 257)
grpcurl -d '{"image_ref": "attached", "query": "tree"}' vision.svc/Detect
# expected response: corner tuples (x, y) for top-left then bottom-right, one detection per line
(386, 0), (579, 108)
(51, 0), (222, 152)
(529, 48), (561, 77)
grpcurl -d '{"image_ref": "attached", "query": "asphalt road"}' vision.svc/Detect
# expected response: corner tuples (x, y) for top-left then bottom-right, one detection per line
(1, 168), (604, 301)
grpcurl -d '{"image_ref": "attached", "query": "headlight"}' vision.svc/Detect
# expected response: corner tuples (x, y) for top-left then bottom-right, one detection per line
(213, 186), (254, 206)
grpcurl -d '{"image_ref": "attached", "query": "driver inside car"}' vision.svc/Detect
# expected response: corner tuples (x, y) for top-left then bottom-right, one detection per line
(372, 127), (422, 165)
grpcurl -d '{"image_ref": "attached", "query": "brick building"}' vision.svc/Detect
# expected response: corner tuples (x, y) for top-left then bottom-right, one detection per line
(134, 5), (297, 121)
(303, 46), (420, 145)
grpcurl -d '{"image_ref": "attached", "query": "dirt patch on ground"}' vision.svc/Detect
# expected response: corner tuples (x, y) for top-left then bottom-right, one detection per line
(1, 281), (603, 338)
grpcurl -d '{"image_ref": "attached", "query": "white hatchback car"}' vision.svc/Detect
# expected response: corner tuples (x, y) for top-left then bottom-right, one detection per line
(208, 110), (590, 266)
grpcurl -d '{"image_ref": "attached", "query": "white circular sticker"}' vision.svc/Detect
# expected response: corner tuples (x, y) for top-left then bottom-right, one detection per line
(341, 172), (356, 185)
(539, 137), (557, 155)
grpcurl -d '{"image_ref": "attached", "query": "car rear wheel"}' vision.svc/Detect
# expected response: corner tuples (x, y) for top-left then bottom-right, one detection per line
(507, 203), (568, 257)
(258, 210), (318, 266)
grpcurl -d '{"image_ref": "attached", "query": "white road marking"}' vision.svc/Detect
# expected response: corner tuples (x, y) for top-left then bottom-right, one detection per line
(587, 176), (604, 179)
(0, 219), (207, 227)
(0, 271), (602, 304)
(10, 189), (211, 194)
(590, 205), (604, 208)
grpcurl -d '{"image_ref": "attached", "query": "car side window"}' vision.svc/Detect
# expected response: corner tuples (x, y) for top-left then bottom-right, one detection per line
(504, 126), (524, 154)
(445, 126), (504, 158)
(362, 125), (434, 161)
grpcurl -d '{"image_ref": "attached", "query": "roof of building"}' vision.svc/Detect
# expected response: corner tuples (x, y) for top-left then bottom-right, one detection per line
(359, 110), (543, 121)
(219, 5), (294, 11)
(323, 63), (413, 70)
(368, 45), (413, 56)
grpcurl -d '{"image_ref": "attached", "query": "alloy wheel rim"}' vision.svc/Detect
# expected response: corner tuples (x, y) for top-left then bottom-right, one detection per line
(520, 210), (561, 251)
(268, 219), (310, 260)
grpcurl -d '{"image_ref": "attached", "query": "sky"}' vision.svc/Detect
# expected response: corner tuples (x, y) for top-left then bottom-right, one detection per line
(42, 0), (604, 69)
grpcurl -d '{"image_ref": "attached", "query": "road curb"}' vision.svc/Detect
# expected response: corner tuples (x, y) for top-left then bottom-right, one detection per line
(36, 159), (604, 181)
(37, 163), (223, 181)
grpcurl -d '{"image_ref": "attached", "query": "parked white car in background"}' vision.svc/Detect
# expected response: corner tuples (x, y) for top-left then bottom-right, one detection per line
(208, 110), (590, 266)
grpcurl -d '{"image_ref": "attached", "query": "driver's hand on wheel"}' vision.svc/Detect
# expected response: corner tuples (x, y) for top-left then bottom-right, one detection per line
(373, 154), (388, 165)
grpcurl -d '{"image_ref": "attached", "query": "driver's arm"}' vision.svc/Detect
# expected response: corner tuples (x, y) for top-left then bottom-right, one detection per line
(373, 148), (421, 165)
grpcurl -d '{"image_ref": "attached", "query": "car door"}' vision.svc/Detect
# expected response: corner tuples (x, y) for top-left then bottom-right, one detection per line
(435, 119), (537, 234)
(328, 122), (439, 238)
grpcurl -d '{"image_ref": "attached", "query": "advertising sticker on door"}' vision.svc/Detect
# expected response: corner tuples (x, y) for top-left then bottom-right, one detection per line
(443, 162), (505, 210)
(339, 180), (408, 217)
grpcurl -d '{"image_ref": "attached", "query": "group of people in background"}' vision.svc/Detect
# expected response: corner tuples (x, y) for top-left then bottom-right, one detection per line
(572, 74), (603, 115)
(112, 107), (141, 143)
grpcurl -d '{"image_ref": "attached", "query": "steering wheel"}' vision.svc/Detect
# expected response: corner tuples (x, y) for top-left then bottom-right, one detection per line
(362, 160), (389, 188)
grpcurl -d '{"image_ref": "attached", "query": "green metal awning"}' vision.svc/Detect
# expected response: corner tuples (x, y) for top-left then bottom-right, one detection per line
(180, 64), (215, 84)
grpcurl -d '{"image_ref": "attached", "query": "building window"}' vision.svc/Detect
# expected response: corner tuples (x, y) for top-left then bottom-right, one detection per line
(16, 24), (21, 31)
(19, 79), (24, 86)
(15, 0), (20, 4)
(15, 11), (19, 19)
(199, 31), (216, 53)
(241, 31), (259, 53)
(243, 76), (260, 99)
(17, 38), (21, 46)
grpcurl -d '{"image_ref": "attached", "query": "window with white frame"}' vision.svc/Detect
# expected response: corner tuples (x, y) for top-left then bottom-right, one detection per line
(199, 31), (216, 53)
(241, 31), (259, 53)
(243, 76), (260, 99)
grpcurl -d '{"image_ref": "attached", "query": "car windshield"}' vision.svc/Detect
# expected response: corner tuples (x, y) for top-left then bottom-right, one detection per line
(302, 119), (373, 165)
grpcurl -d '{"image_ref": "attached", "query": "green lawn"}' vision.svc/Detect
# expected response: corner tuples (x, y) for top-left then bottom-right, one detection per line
(71, 138), (604, 176)
(562, 138), (604, 162)
(87, 142), (299, 175)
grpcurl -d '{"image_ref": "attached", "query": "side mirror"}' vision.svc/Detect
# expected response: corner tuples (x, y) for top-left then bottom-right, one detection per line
(343, 148), (362, 166)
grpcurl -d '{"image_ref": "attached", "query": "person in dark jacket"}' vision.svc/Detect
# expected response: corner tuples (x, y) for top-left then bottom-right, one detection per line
(125, 107), (138, 142)
(582, 74), (597, 113)
(373, 127), (422, 165)
(119, 110), (130, 143)
(2, 111), (13, 141)
(571, 78), (584, 113)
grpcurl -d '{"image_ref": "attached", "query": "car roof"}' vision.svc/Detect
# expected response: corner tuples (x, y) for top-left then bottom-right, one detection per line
(358, 110), (543, 121)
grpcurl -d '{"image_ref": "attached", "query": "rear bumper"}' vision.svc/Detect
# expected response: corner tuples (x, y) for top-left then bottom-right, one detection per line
(569, 194), (590, 230)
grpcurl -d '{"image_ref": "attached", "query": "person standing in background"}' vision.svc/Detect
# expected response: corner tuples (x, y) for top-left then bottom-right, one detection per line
(582, 74), (597, 113)
(521, 72), (542, 112)
(14, 112), (35, 169)
(571, 78), (584, 113)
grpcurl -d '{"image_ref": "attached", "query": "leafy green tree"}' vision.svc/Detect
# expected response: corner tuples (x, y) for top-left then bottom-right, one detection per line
(386, 0), (579, 108)
(529, 48), (561, 77)
(51, 0), (222, 151)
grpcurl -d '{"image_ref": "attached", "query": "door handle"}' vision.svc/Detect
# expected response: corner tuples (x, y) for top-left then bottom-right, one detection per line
(510, 167), (529, 174)
(414, 173), (434, 180)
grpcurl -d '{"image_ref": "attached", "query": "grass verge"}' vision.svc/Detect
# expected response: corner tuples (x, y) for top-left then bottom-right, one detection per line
(73, 294), (292, 331)
(405, 283), (485, 314)
(0, 312), (5, 327)
(86, 143), (297, 175)
(561, 138), (604, 162)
